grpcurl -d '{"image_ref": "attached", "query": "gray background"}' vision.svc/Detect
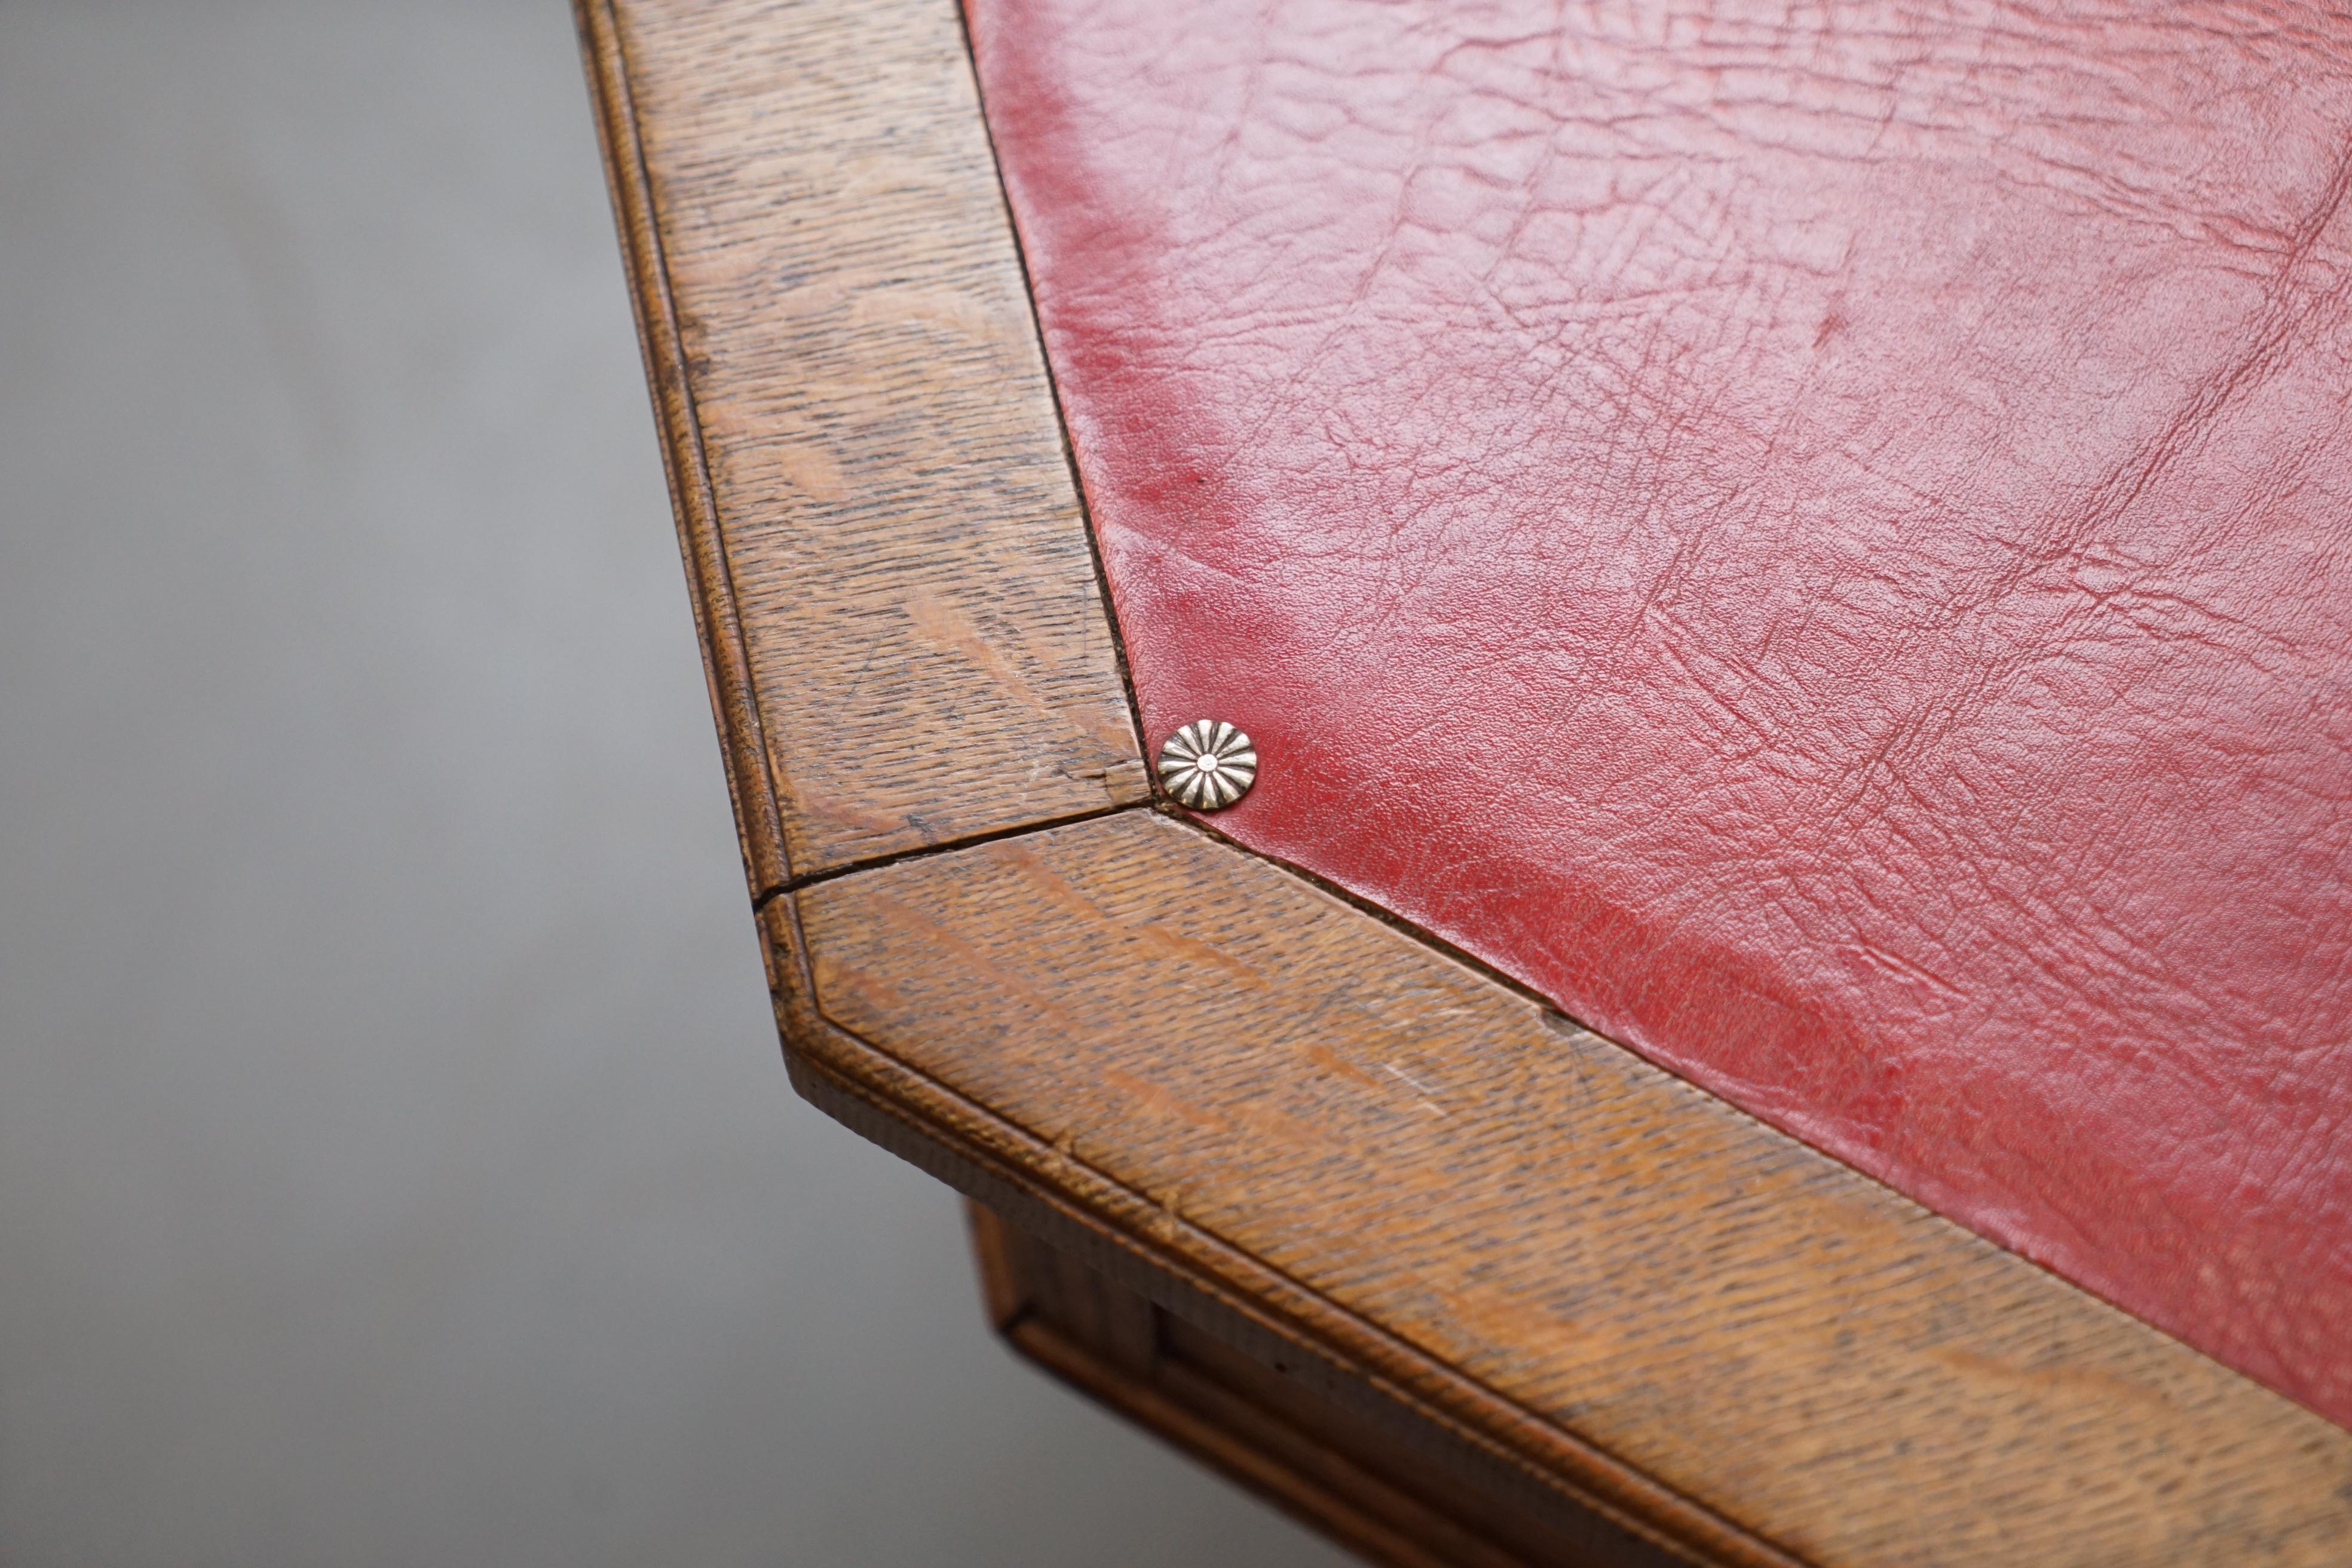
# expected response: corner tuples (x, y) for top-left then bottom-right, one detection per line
(0, 4), (1344, 1563)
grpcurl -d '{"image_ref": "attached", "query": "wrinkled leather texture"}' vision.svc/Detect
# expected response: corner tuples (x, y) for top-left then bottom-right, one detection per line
(966, 0), (2352, 1425)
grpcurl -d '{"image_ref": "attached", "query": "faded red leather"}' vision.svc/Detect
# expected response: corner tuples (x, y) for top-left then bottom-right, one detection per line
(965, 0), (2352, 1424)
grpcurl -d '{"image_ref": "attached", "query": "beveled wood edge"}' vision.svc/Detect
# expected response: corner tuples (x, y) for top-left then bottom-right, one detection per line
(967, 1203), (1506, 1568)
(761, 887), (1788, 1568)
(575, 0), (791, 896)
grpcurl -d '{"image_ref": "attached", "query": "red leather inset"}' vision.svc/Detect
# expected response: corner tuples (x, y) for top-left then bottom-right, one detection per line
(966, 0), (2352, 1424)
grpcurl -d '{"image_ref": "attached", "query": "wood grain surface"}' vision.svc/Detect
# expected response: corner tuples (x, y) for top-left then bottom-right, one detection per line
(576, 0), (2352, 1563)
(795, 811), (2352, 1568)
(578, 0), (1145, 889)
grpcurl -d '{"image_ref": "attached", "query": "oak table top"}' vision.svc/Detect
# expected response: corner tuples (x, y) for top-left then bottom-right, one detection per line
(574, 1), (2352, 1562)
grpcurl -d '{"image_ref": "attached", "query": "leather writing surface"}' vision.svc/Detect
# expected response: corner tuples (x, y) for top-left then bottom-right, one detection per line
(965, 0), (2352, 1423)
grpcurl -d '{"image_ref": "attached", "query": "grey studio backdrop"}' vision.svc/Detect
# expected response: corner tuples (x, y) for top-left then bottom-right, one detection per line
(0, 5), (1346, 1564)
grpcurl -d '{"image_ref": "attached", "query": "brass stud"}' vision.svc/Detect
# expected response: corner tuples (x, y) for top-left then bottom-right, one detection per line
(1157, 720), (1257, 810)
